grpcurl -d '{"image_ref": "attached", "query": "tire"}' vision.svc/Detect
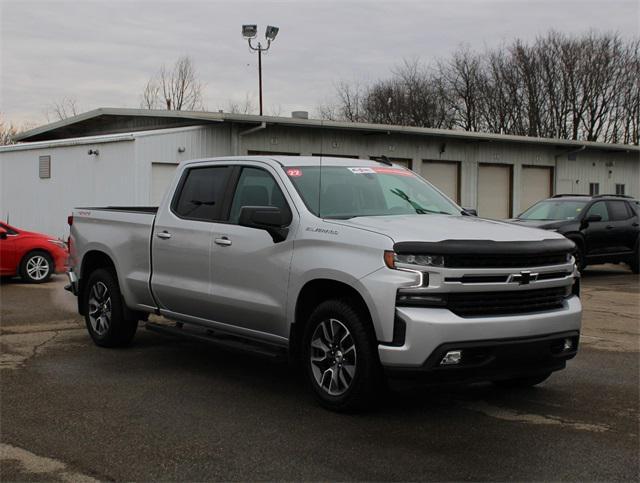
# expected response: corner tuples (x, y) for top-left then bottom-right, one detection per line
(629, 244), (639, 274)
(301, 298), (382, 412)
(572, 245), (586, 272)
(493, 372), (552, 388)
(83, 268), (138, 348)
(19, 250), (53, 283)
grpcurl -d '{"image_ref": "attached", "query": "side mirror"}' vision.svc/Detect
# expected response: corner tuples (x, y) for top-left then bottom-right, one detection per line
(462, 208), (478, 216)
(238, 206), (291, 243)
(581, 213), (601, 228)
(0, 228), (6, 240)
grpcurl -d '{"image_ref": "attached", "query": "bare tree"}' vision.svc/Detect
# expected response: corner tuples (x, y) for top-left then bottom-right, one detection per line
(228, 94), (256, 114)
(0, 115), (37, 145)
(321, 31), (639, 145)
(141, 56), (204, 111)
(45, 97), (79, 122)
(141, 79), (161, 109)
(0, 114), (18, 145)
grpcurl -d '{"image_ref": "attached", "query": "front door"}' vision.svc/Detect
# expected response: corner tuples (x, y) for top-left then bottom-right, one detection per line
(209, 165), (296, 339)
(151, 164), (234, 319)
(582, 201), (612, 256)
(0, 230), (17, 275)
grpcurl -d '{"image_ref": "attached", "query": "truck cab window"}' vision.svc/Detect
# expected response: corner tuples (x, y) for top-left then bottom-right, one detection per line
(173, 166), (231, 221)
(229, 167), (290, 223)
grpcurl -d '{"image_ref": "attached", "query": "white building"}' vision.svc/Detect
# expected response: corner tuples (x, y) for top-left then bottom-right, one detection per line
(1, 107), (638, 238)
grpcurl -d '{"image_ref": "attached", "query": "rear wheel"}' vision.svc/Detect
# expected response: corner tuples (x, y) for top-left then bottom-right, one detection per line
(83, 268), (137, 347)
(302, 299), (381, 412)
(493, 372), (552, 388)
(20, 250), (53, 283)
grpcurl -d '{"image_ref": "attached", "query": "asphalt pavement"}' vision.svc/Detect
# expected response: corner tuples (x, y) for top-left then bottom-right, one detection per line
(0, 265), (638, 481)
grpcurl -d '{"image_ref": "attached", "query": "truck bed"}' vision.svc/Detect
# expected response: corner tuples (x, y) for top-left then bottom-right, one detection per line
(72, 206), (157, 310)
(75, 206), (158, 214)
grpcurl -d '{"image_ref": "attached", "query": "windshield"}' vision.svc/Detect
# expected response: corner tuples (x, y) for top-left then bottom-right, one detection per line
(519, 200), (588, 220)
(283, 165), (460, 219)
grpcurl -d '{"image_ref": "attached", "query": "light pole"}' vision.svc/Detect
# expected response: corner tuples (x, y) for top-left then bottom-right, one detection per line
(242, 24), (279, 116)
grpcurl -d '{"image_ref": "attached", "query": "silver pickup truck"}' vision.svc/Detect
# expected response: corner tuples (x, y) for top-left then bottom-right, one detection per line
(67, 156), (581, 411)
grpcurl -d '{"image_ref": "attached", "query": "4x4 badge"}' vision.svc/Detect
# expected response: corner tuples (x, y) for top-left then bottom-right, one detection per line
(508, 271), (539, 285)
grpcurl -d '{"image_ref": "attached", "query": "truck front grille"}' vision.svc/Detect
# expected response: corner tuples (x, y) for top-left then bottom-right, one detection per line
(447, 286), (568, 317)
(445, 253), (568, 268)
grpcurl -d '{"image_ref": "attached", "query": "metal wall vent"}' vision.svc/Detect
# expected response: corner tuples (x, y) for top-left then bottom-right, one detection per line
(39, 155), (51, 179)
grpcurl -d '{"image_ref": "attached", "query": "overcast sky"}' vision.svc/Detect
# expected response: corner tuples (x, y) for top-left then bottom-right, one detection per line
(1, 0), (638, 126)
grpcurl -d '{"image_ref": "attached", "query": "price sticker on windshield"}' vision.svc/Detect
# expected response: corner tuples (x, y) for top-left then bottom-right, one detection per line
(347, 167), (376, 174)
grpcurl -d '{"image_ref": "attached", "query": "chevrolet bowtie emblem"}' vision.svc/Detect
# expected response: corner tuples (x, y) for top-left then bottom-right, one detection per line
(508, 271), (538, 285)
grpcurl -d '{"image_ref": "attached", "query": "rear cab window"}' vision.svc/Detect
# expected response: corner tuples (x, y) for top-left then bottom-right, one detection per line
(172, 166), (233, 221)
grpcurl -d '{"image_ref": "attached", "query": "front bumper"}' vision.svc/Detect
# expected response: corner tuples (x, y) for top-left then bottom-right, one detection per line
(378, 295), (582, 369)
(384, 330), (579, 383)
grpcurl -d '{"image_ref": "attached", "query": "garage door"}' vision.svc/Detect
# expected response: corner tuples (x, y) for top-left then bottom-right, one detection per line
(520, 166), (553, 213)
(478, 164), (512, 219)
(151, 163), (178, 205)
(422, 161), (460, 203)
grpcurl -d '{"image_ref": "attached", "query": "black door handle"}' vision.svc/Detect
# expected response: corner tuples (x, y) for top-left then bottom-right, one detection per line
(633, 222), (639, 227)
(605, 225), (614, 230)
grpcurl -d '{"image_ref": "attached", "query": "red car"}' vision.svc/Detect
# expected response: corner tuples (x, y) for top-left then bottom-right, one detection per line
(0, 221), (68, 283)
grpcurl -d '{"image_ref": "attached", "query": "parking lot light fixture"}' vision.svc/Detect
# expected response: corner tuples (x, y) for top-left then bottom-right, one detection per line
(242, 24), (279, 115)
(242, 24), (257, 39)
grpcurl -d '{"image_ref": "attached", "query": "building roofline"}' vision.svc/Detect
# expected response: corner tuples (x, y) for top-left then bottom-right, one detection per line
(13, 107), (640, 153)
(0, 132), (135, 153)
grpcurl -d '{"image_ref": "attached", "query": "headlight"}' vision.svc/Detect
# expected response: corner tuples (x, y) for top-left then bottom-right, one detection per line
(48, 239), (67, 249)
(385, 251), (444, 268)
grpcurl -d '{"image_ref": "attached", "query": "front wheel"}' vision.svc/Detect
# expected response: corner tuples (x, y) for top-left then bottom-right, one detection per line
(629, 244), (639, 274)
(573, 246), (586, 272)
(493, 372), (552, 388)
(302, 299), (381, 412)
(20, 250), (53, 283)
(83, 268), (138, 347)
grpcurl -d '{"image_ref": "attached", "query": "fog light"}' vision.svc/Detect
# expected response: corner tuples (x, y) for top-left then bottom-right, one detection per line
(563, 338), (574, 351)
(440, 350), (462, 366)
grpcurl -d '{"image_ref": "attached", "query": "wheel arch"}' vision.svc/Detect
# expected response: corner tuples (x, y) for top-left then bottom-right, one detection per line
(78, 250), (118, 315)
(289, 278), (375, 361)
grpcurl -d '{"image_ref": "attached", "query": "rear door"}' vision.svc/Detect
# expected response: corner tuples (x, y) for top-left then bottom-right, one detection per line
(606, 201), (637, 252)
(208, 164), (297, 339)
(151, 164), (234, 319)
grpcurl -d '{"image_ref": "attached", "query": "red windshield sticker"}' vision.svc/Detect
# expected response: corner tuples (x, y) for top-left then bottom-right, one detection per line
(286, 168), (303, 177)
(372, 167), (413, 176)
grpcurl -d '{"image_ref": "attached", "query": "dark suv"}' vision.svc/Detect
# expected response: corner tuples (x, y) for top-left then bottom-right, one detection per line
(509, 194), (639, 273)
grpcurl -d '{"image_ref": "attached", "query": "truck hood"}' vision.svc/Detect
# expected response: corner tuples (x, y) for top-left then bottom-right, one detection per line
(329, 214), (563, 243)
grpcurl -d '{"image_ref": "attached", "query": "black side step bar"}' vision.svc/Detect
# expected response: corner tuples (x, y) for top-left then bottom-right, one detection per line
(145, 322), (288, 361)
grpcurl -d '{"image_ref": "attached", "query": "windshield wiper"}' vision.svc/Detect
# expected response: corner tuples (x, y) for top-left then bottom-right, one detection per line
(389, 188), (436, 214)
